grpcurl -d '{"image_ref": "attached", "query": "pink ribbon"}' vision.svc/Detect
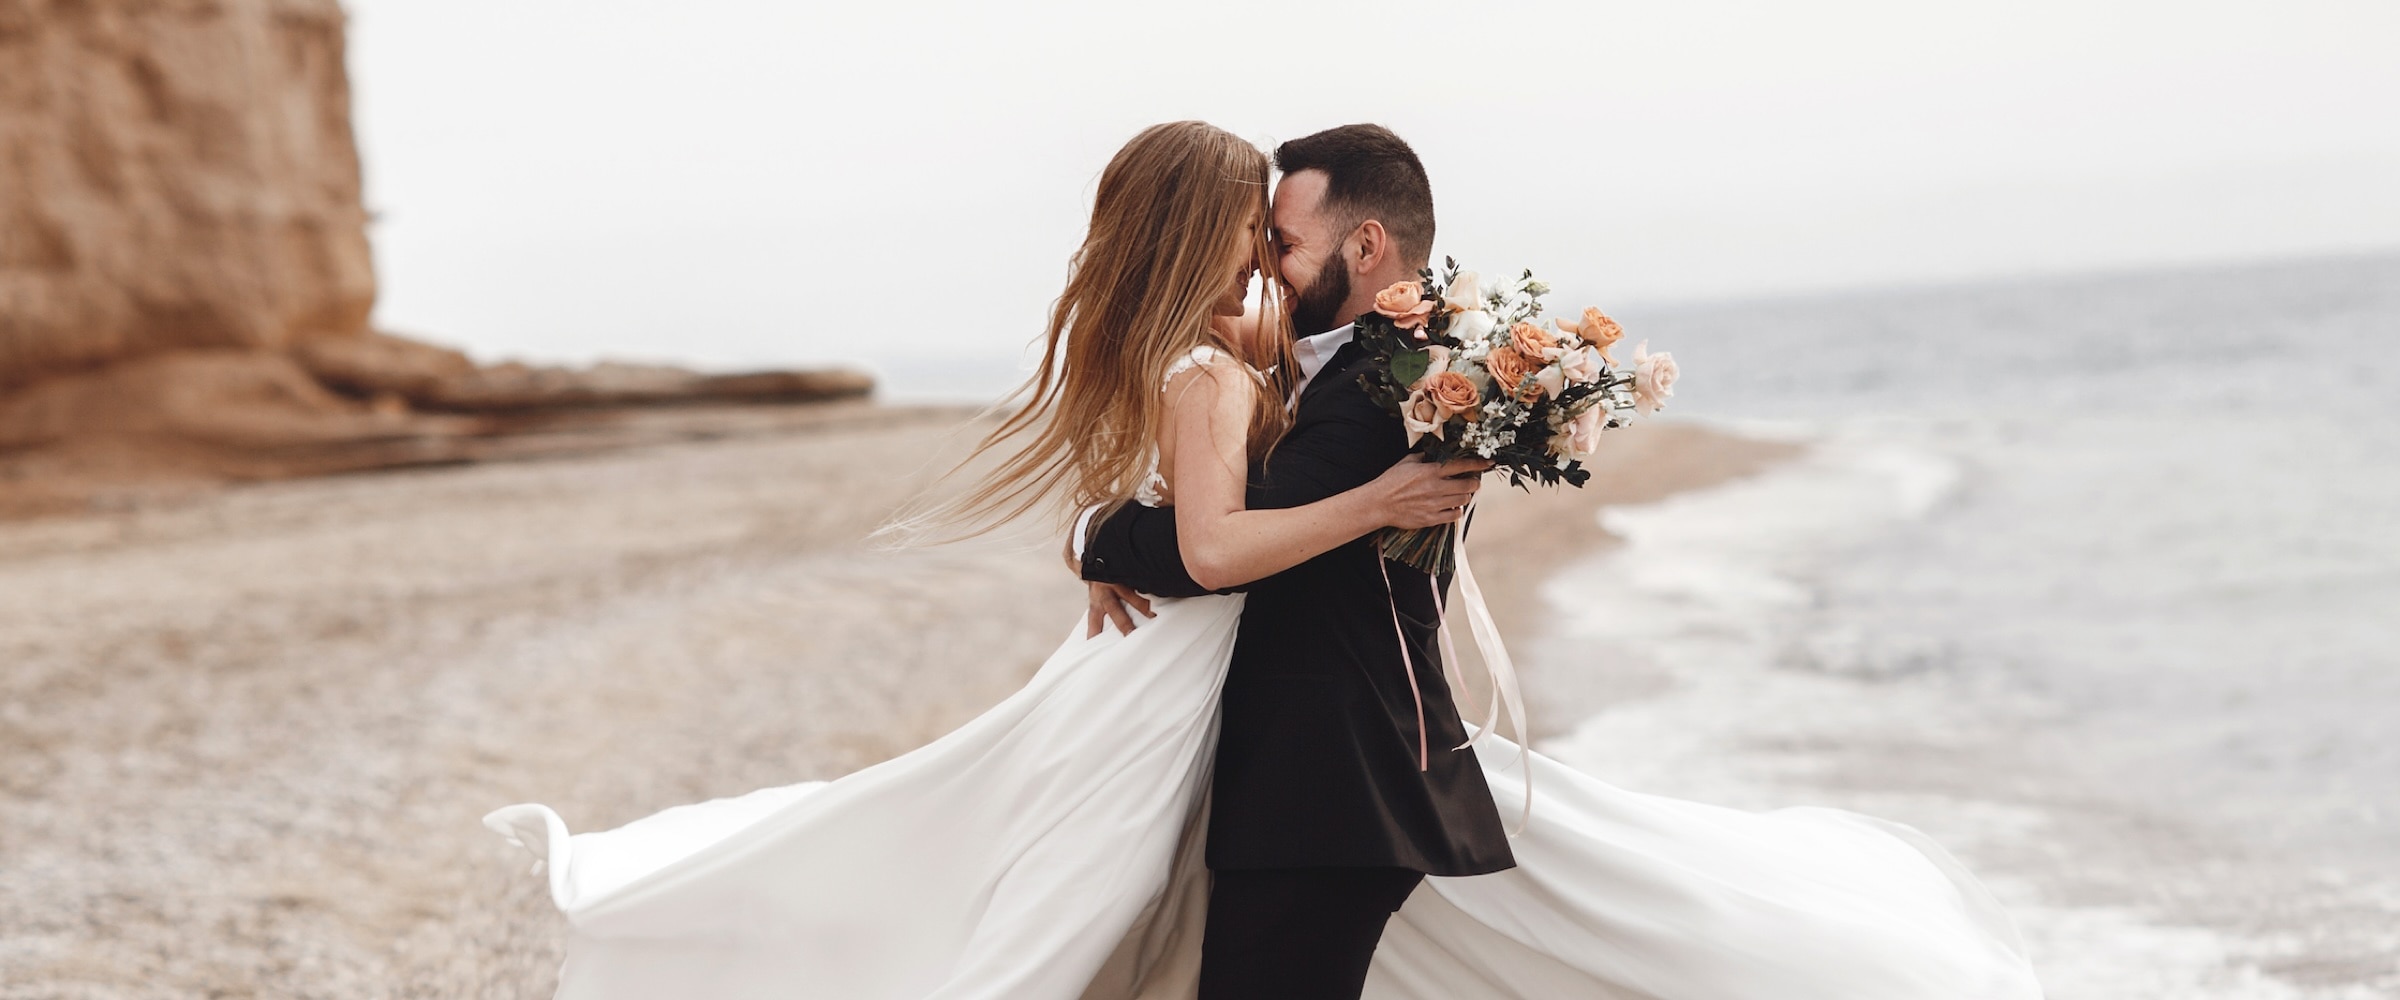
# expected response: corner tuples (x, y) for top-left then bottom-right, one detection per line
(1378, 510), (1533, 836)
(1447, 511), (1533, 836)
(1376, 555), (1431, 773)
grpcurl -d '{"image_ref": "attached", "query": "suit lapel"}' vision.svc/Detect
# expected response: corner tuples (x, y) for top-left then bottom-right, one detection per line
(1295, 340), (1365, 415)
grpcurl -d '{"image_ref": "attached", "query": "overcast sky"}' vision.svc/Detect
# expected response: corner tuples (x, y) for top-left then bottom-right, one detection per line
(343, 0), (2400, 395)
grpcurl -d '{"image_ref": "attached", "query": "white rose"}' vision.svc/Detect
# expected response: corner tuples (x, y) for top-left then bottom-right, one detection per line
(1442, 272), (1481, 313)
(1449, 308), (1495, 344)
(1401, 388), (1446, 447)
(1567, 404), (1608, 457)
(1632, 340), (1679, 416)
(1530, 365), (1565, 401)
(1556, 345), (1602, 384)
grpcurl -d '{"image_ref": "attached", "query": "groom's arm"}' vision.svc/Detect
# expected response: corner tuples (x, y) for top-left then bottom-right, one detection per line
(1080, 376), (1405, 596)
(1079, 501), (1212, 598)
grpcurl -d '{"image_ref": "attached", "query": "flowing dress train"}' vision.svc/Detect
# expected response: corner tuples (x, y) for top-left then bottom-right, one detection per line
(486, 591), (2041, 998)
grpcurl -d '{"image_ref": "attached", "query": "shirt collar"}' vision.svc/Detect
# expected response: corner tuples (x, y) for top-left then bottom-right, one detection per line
(1292, 323), (1356, 384)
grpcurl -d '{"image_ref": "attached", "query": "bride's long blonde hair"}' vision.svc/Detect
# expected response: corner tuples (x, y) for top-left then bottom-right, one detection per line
(888, 121), (1293, 540)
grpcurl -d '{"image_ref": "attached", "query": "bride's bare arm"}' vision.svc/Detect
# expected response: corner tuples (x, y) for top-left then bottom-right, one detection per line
(1163, 360), (1483, 592)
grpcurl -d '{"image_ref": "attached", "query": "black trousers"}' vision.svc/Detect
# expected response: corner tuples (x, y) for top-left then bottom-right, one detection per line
(1196, 866), (1426, 1000)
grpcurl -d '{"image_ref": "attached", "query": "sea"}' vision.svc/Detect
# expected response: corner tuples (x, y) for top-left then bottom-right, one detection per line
(877, 250), (2400, 997)
(1541, 250), (2400, 999)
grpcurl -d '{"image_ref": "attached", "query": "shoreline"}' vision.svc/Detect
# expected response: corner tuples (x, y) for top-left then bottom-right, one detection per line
(1443, 419), (1808, 736)
(1521, 419), (2400, 998)
(0, 407), (1795, 997)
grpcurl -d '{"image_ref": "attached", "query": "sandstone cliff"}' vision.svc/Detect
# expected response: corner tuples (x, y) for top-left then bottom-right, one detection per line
(0, 0), (870, 516)
(0, 0), (375, 388)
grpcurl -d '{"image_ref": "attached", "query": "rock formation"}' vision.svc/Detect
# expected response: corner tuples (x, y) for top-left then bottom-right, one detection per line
(289, 332), (873, 413)
(0, 0), (870, 516)
(0, 0), (374, 389)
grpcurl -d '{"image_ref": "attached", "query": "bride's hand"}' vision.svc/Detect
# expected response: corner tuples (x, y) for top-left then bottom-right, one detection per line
(1087, 582), (1154, 638)
(1367, 456), (1491, 530)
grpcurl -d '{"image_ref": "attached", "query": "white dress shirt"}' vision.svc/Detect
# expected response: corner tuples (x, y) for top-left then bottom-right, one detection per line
(1286, 322), (1356, 406)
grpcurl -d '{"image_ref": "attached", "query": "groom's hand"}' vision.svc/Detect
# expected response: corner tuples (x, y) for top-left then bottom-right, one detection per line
(1086, 582), (1154, 638)
(1374, 456), (1494, 530)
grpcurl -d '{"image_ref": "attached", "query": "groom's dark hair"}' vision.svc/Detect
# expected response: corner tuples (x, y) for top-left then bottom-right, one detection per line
(1274, 124), (1435, 268)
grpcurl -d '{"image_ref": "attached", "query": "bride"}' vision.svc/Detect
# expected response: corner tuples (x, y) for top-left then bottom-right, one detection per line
(485, 121), (2043, 999)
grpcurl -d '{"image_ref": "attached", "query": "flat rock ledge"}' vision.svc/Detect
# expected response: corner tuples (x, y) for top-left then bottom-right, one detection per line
(0, 332), (879, 518)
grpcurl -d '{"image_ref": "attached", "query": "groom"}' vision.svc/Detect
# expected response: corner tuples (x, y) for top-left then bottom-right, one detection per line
(1077, 124), (1514, 999)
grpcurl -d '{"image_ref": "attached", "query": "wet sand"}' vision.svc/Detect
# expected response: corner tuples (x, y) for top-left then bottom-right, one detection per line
(0, 409), (1792, 998)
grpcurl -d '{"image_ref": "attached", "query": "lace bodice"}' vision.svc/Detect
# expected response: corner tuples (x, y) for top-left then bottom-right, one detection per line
(1134, 346), (1263, 507)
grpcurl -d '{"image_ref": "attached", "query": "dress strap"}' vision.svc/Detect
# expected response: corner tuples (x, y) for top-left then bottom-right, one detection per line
(1143, 346), (1266, 508)
(1160, 345), (1225, 391)
(1161, 345), (1269, 393)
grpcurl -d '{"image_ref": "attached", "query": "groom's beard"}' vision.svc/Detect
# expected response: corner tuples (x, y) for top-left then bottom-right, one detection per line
(1288, 258), (1352, 339)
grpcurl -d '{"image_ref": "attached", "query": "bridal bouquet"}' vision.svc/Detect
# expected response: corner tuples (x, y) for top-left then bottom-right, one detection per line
(1353, 259), (1679, 575)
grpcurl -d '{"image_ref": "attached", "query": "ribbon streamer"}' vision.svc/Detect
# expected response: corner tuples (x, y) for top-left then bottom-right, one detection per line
(1376, 556), (1431, 773)
(1447, 507), (1534, 836)
(1433, 577), (1481, 733)
(1378, 507), (1534, 836)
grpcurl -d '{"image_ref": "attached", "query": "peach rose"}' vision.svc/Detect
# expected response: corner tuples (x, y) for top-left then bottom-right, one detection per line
(1632, 339), (1679, 416)
(1508, 321), (1558, 362)
(1556, 307), (1624, 362)
(1422, 370), (1481, 420)
(1483, 342), (1532, 395)
(1374, 280), (1435, 329)
(1401, 388), (1446, 447)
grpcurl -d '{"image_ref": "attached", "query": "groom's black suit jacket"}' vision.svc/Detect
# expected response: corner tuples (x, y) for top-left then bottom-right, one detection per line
(1081, 340), (1516, 877)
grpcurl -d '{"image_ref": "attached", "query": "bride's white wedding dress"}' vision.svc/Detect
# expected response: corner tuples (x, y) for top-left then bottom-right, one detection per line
(487, 593), (2042, 1000)
(488, 593), (1242, 999)
(486, 353), (2041, 999)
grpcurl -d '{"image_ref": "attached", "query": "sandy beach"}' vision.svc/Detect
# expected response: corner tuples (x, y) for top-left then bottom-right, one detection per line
(0, 408), (1791, 998)
(8, 2), (2394, 994)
